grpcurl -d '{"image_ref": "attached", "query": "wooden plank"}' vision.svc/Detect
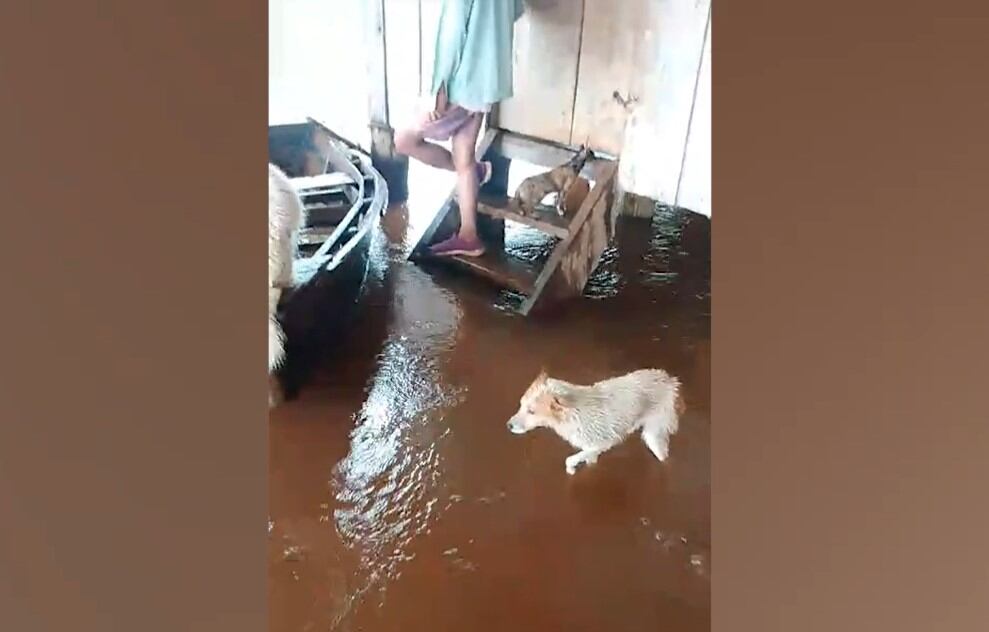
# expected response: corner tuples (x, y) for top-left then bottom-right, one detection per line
(365, 0), (389, 128)
(383, 0), (421, 130)
(407, 128), (500, 259)
(440, 251), (538, 295)
(269, 1), (369, 147)
(615, 191), (656, 218)
(476, 193), (571, 239)
(615, 0), (711, 204)
(492, 130), (613, 180)
(675, 12), (711, 217)
(497, 0), (583, 145)
(521, 160), (618, 315)
(569, 0), (649, 155)
(551, 177), (614, 301)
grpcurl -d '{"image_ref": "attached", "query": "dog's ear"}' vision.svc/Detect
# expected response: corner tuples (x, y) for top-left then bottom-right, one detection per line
(524, 369), (549, 398)
(548, 394), (566, 418)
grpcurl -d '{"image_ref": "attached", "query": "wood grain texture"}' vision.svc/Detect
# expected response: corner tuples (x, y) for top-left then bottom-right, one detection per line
(569, 0), (649, 155)
(365, 0), (389, 127)
(616, 0), (711, 205)
(497, 0), (583, 144)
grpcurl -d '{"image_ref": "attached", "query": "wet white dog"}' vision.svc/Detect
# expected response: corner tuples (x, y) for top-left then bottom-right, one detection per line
(268, 163), (306, 405)
(507, 369), (684, 474)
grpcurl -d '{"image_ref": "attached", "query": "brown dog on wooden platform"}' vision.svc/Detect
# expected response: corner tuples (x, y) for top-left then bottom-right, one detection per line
(511, 145), (595, 217)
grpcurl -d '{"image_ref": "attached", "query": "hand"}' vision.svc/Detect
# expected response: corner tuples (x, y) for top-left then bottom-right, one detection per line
(429, 85), (450, 121)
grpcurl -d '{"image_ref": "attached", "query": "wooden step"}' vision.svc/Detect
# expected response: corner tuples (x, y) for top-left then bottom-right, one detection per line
(475, 193), (571, 239)
(440, 250), (538, 295)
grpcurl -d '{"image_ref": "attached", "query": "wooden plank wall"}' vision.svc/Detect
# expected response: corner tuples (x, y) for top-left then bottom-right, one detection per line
(615, 0), (711, 215)
(569, 0), (650, 156)
(268, 0), (370, 147)
(496, 0), (584, 143)
(383, 0), (425, 131)
(676, 16), (711, 215)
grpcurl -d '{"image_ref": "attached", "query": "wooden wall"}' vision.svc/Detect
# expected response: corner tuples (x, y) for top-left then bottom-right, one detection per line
(498, 0), (711, 217)
(676, 18), (711, 216)
(612, 1), (711, 217)
(268, 0), (370, 147)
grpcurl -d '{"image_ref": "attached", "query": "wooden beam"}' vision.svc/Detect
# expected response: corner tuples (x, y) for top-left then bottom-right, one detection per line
(491, 129), (614, 180)
(365, 0), (389, 129)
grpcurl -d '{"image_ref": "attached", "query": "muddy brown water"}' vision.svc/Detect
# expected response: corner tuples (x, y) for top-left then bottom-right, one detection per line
(269, 167), (710, 631)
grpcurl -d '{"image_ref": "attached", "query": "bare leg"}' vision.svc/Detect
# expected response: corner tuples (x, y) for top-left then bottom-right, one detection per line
(450, 112), (485, 241)
(565, 449), (602, 475)
(394, 127), (456, 171)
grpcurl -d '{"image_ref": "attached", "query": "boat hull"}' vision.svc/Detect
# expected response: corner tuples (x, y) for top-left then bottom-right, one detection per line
(268, 119), (387, 400)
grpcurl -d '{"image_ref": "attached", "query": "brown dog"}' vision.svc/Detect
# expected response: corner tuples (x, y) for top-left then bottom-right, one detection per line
(511, 146), (595, 217)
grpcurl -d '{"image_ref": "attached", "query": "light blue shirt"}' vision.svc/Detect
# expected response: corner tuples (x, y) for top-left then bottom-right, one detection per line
(430, 0), (524, 112)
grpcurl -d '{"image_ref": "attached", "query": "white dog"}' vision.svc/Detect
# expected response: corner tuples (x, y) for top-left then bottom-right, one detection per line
(268, 163), (306, 404)
(507, 369), (684, 474)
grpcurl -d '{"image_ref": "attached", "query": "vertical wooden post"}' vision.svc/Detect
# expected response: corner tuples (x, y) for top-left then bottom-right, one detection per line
(366, 0), (409, 203)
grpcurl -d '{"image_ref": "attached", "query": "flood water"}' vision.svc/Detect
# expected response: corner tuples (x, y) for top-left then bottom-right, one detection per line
(269, 164), (711, 631)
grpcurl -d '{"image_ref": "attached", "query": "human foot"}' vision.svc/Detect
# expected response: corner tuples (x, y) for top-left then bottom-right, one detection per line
(429, 234), (486, 258)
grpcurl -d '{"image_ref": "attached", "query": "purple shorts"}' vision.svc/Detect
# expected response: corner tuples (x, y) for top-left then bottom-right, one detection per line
(416, 105), (482, 141)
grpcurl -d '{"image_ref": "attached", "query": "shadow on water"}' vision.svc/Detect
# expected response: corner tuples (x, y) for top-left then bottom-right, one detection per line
(269, 167), (711, 631)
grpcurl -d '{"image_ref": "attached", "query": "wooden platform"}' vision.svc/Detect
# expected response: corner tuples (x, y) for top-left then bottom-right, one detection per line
(408, 127), (619, 315)
(444, 251), (539, 295)
(476, 193), (572, 239)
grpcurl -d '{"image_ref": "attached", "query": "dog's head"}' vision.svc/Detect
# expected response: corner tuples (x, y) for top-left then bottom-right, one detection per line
(568, 145), (595, 168)
(507, 370), (565, 434)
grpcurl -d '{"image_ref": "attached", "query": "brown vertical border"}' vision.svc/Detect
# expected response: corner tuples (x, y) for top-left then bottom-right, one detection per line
(716, 1), (989, 631)
(4, 0), (989, 630)
(0, 2), (267, 631)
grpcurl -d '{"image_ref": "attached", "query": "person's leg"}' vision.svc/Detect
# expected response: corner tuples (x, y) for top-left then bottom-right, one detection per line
(394, 126), (455, 171)
(427, 111), (493, 258)
(450, 111), (485, 241)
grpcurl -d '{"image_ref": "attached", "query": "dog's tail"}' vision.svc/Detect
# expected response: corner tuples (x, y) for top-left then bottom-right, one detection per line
(645, 374), (683, 436)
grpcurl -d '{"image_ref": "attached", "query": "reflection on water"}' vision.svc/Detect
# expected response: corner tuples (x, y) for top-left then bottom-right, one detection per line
(270, 168), (710, 630)
(331, 264), (464, 615)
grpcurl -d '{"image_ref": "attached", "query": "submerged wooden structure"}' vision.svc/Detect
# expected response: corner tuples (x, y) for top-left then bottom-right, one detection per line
(407, 129), (619, 315)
